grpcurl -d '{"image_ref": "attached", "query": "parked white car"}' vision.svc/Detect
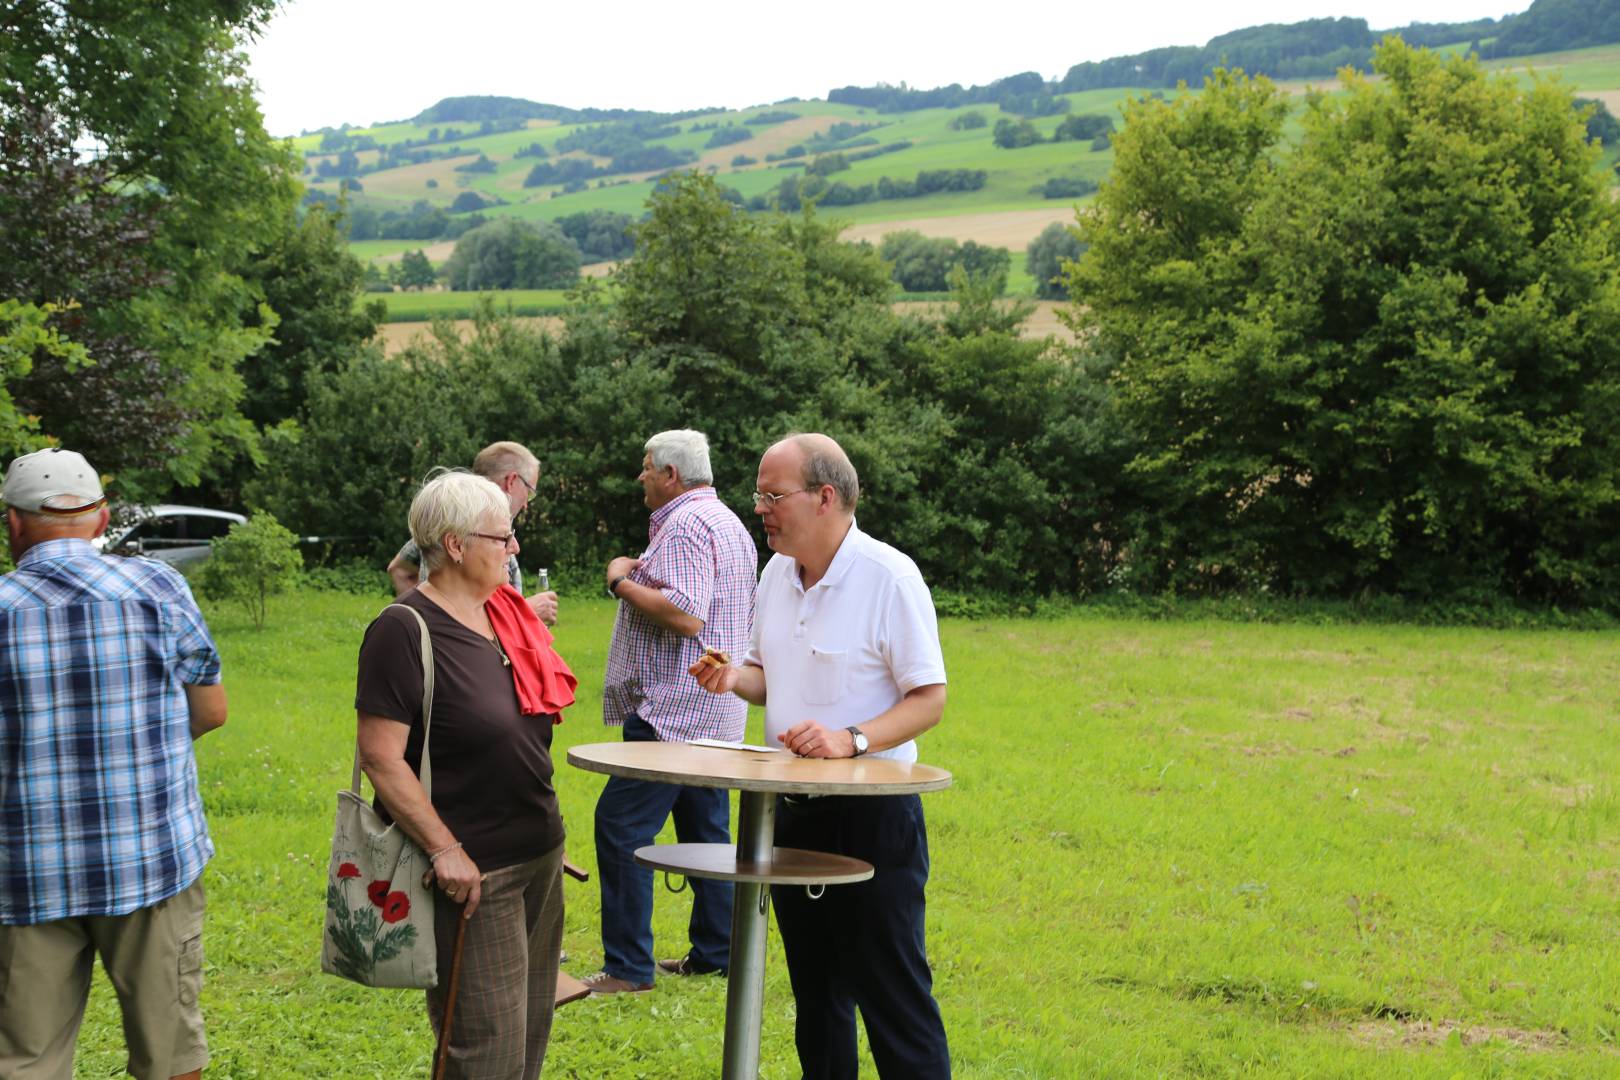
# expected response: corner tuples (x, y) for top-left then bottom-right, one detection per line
(96, 505), (247, 568)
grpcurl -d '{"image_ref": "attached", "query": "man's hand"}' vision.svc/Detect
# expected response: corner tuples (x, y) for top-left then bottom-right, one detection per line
(779, 719), (855, 759)
(605, 556), (640, 593)
(690, 654), (741, 695)
(527, 590), (558, 626)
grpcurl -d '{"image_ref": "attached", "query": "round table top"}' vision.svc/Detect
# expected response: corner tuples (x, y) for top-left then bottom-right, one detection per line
(567, 741), (952, 796)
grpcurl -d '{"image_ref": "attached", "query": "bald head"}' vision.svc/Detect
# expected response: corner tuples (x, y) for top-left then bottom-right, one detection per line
(772, 433), (859, 513)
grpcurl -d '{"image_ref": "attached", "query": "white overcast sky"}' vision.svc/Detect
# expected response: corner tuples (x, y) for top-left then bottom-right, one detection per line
(245, 0), (1523, 136)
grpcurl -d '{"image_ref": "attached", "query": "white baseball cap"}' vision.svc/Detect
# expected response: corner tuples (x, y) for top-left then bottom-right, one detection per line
(3, 448), (106, 515)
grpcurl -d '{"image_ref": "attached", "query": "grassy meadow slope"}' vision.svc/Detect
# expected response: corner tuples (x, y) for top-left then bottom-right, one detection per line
(69, 591), (1620, 1077)
(310, 42), (1620, 309)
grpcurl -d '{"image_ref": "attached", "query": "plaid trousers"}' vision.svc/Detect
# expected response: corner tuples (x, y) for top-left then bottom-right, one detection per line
(427, 844), (566, 1080)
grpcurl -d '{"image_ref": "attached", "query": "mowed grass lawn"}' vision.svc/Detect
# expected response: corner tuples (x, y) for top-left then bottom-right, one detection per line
(72, 591), (1620, 1077)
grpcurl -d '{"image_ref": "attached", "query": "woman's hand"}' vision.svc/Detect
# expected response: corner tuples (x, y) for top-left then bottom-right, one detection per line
(433, 846), (484, 918)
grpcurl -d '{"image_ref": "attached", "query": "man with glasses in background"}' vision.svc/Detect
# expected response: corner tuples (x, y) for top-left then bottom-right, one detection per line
(584, 429), (756, 994)
(386, 441), (559, 626)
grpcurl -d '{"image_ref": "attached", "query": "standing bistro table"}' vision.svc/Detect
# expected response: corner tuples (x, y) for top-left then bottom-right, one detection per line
(568, 741), (952, 1079)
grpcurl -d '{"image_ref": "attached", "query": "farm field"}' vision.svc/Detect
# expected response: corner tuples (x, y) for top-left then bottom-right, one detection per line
(314, 40), (1620, 309)
(70, 590), (1620, 1077)
(373, 288), (573, 322)
(373, 298), (1076, 355)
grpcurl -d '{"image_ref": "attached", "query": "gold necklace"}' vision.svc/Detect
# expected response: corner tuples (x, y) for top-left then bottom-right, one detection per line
(489, 632), (510, 667)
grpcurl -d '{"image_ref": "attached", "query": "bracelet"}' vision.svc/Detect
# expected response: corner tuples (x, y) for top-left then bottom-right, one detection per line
(428, 841), (462, 865)
(607, 574), (629, 598)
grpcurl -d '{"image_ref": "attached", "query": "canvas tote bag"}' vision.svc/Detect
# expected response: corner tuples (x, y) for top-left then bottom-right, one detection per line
(322, 603), (440, 988)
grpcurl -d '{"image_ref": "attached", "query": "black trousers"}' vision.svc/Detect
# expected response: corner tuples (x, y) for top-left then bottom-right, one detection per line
(773, 794), (950, 1079)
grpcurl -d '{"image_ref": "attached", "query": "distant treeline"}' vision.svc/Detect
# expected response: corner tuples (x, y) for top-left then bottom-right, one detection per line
(521, 118), (699, 186)
(410, 95), (719, 126)
(745, 168), (988, 212)
(826, 0), (1620, 106)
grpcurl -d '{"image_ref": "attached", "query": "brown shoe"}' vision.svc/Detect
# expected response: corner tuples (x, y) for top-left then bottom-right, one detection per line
(657, 955), (727, 977)
(581, 971), (654, 995)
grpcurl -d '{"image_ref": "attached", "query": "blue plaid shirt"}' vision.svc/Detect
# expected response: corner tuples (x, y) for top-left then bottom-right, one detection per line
(0, 539), (221, 925)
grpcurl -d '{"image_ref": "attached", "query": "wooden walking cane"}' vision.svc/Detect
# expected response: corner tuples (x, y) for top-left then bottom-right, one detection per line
(432, 910), (472, 1080)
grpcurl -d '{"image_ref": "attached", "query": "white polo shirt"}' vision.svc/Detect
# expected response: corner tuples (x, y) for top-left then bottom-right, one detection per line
(744, 521), (946, 763)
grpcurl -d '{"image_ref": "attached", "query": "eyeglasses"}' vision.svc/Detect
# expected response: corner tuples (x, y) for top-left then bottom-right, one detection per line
(752, 489), (808, 506)
(516, 473), (537, 502)
(470, 531), (517, 548)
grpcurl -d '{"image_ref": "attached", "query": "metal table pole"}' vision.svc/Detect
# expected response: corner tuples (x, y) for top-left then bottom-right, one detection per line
(721, 789), (776, 1080)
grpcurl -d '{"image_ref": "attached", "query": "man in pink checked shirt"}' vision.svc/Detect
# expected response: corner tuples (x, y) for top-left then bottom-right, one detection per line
(582, 429), (757, 995)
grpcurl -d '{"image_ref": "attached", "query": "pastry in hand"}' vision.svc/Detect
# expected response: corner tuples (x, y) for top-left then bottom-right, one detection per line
(687, 647), (730, 677)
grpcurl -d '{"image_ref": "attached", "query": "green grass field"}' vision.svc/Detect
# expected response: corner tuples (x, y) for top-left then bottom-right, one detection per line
(69, 589), (1620, 1077)
(374, 289), (574, 322)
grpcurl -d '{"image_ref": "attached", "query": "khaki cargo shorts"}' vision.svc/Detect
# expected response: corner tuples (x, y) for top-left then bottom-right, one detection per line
(0, 877), (208, 1080)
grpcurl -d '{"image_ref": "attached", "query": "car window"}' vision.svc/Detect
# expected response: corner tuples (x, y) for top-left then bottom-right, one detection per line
(185, 516), (236, 541)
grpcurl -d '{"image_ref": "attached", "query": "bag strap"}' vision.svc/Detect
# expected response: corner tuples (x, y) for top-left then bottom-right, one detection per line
(351, 603), (436, 800)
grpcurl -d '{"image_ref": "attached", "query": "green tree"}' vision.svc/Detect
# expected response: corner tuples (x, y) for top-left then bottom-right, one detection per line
(1067, 45), (1620, 605)
(238, 205), (385, 432)
(444, 219), (580, 290)
(196, 513), (303, 629)
(879, 231), (960, 292)
(1026, 222), (1086, 299)
(396, 250), (438, 290)
(992, 118), (1043, 148)
(2, 0), (300, 495)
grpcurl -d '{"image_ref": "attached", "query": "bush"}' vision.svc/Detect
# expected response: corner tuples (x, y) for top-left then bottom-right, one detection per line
(1054, 114), (1115, 142)
(554, 209), (635, 263)
(444, 218), (580, 290)
(302, 559), (391, 596)
(196, 514), (302, 629)
(731, 154), (757, 167)
(1068, 45), (1620, 604)
(1025, 221), (1085, 299)
(704, 126), (752, 148)
(993, 118), (1043, 148)
(880, 231), (960, 291)
(450, 191), (492, 213)
(949, 110), (987, 130)
(1038, 176), (1099, 199)
(804, 152), (849, 177)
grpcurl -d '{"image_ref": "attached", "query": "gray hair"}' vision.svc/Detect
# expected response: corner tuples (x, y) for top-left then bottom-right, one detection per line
(645, 429), (713, 487)
(472, 441), (538, 483)
(788, 433), (860, 512)
(408, 470), (509, 573)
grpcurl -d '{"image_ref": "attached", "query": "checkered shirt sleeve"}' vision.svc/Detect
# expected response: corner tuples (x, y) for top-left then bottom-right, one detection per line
(0, 541), (219, 924)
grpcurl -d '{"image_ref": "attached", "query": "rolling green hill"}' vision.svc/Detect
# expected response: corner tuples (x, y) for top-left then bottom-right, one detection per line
(309, 40), (1620, 301)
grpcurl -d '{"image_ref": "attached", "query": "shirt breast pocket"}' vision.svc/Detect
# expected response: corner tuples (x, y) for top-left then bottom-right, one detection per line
(802, 646), (847, 706)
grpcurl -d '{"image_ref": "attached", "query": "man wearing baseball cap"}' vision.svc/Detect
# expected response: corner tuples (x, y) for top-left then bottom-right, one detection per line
(0, 448), (228, 1080)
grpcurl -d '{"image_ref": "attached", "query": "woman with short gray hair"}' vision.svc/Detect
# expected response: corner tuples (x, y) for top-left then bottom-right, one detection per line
(355, 470), (573, 1078)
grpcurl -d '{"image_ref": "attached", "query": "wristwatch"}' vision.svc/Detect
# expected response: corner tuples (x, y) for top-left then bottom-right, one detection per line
(607, 574), (629, 598)
(846, 726), (868, 757)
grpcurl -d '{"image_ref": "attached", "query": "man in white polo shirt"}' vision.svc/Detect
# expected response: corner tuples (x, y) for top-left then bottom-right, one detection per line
(692, 432), (950, 1079)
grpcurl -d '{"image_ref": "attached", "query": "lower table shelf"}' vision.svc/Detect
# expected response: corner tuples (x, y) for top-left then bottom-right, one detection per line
(634, 843), (874, 885)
